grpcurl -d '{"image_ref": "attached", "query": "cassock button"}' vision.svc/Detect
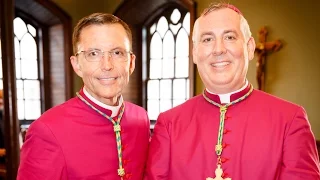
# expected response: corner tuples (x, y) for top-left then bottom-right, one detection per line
(225, 116), (231, 120)
(123, 159), (130, 166)
(124, 173), (132, 179)
(223, 129), (230, 134)
(222, 143), (229, 149)
(221, 157), (229, 163)
(122, 144), (127, 151)
(222, 172), (229, 178)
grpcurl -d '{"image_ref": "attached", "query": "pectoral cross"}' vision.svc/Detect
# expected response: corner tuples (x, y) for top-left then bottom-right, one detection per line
(206, 165), (231, 180)
(255, 26), (282, 91)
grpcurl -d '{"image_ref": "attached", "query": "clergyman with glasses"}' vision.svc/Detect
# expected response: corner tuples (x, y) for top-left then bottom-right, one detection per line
(18, 13), (150, 180)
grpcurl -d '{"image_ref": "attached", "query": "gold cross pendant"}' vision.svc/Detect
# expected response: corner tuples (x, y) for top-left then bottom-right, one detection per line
(206, 165), (231, 180)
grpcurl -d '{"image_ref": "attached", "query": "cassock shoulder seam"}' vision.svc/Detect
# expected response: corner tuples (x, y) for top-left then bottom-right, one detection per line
(284, 105), (308, 137)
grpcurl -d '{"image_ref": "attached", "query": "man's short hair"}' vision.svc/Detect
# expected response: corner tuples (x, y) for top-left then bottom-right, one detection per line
(72, 13), (132, 54)
(200, 2), (252, 41)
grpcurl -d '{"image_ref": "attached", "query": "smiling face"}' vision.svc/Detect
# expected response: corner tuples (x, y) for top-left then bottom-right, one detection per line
(192, 8), (255, 94)
(70, 24), (135, 105)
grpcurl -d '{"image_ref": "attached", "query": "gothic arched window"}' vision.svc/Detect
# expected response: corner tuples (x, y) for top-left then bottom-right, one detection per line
(13, 17), (42, 123)
(0, 16), (42, 125)
(146, 7), (191, 121)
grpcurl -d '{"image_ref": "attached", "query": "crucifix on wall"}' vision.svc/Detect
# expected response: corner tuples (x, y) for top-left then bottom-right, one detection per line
(255, 26), (282, 91)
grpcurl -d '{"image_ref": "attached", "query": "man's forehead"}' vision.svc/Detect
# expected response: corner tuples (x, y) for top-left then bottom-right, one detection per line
(193, 8), (242, 38)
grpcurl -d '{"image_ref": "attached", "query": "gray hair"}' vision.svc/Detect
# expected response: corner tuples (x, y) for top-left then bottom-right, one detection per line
(198, 2), (252, 41)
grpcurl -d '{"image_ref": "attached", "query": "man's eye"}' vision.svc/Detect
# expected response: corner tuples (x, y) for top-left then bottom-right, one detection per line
(203, 38), (213, 43)
(113, 50), (124, 56)
(87, 51), (100, 57)
(225, 36), (236, 40)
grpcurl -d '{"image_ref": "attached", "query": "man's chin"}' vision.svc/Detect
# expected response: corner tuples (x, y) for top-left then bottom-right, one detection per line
(100, 92), (119, 99)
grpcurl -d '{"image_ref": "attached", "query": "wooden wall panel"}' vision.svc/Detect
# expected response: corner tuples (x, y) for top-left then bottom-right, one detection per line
(0, 0), (20, 178)
(49, 24), (67, 106)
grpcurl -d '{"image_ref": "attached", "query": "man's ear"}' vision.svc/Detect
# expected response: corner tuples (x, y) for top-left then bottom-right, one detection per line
(192, 19), (199, 65)
(129, 54), (136, 75)
(247, 37), (256, 61)
(192, 43), (198, 65)
(70, 56), (83, 78)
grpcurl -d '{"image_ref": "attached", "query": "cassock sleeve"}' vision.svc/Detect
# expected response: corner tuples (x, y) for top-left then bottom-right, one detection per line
(145, 113), (171, 180)
(280, 106), (320, 179)
(17, 120), (67, 180)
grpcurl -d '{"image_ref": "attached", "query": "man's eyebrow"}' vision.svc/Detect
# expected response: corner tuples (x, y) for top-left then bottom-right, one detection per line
(200, 31), (215, 38)
(108, 47), (130, 53)
(223, 29), (239, 35)
(199, 30), (239, 38)
(86, 48), (100, 51)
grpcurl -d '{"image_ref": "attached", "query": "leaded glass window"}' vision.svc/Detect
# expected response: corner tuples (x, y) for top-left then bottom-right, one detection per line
(146, 8), (191, 122)
(13, 17), (41, 122)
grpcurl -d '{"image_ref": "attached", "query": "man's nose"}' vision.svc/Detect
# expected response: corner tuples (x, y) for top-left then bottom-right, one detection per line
(212, 39), (227, 55)
(100, 54), (113, 71)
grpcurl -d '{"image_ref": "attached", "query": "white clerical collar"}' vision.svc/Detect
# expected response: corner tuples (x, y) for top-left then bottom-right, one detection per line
(206, 80), (249, 104)
(83, 87), (123, 117)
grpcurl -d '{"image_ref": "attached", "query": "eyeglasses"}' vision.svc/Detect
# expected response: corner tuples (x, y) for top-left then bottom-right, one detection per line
(75, 49), (132, 62)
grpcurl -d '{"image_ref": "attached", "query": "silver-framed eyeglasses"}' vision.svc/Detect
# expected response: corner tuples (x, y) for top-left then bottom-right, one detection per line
(75, 49), (132, 62)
